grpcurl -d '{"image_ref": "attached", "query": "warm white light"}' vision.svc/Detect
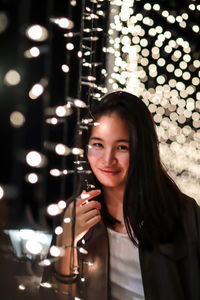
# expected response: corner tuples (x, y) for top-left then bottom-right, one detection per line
(26, 25), (48, 41)
(47, 204), (61, 216)
(26, 173), (38, 184)
(25, 47), (40, 58)
(55, 226), (63, 235)
(4, 70), (21, 86)
(56, 106), (66, 117)
(62, 64), (69, 73)
(39, 259), (51, 266)
(25, 240), (42, 255)
(26, 151), (42, 167)
(50, 169), (61, 176)
(58, 200), (66, 209)
(18, 285), (26, 290)
(10, 111), (25, 128)
(40, 282), (52, 288)
(74, 99), (87, 108)
(55, 144), (71, 156)
(50, 245), (64, 257)
(29, 83), (44, 99)
(79, 247), (88, 254)
(64, 217), (71, 223)
(66, 43), (74, 50)
(0, 186), (4, 199)
(51, 17), (74, 29)
(72, 148), (84, 155)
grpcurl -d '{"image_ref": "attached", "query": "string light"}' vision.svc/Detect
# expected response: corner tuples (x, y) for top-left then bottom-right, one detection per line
(26, 25), (48, 41)
(4, 70), (21, 86)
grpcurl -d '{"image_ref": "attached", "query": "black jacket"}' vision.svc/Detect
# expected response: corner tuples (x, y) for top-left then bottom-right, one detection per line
(41, 196), (200, 300)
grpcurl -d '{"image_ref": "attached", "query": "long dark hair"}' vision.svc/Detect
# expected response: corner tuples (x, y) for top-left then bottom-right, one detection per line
(79, 91), (183, 248)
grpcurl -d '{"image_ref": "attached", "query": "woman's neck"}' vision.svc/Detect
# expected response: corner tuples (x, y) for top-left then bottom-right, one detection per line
(103, 186), (126, 233)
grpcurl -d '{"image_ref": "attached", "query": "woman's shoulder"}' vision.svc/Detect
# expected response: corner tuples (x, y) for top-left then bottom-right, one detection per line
(180, 193), (200, 235)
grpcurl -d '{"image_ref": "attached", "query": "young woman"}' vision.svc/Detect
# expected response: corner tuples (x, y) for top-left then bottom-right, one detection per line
(42, 91), (200, 300)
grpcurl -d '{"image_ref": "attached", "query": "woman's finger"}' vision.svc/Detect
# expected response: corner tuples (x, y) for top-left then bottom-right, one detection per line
(76, 189), (101, 207)
(83, 208), (100, 222)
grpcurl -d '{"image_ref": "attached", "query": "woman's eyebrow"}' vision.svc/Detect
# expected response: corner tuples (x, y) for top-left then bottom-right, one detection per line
(89, 137), (129, 143)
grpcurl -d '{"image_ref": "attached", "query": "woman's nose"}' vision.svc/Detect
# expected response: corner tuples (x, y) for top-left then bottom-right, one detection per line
(103, 148), (116, 165)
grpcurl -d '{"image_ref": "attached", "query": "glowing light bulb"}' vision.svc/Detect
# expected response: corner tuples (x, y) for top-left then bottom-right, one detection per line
(58, 200), (66, 209)
(72, 148), (84, 155)
(26, 173), (38, 184)
(10, 111), (25, 128)
(55, 226), (63, 235)
(74, 99), (87, 108)
(26, 25), (48, 41)
(55, 144), (71, 156)
(51, 17), (74, 29)
(79, 247), (88, 254)
(66, 43), (74, 50)
(62, 64), (69, 73)
(26, 151), (42, 167)
(64, 217), (71, 223)
(25, 240), (42, 255)
(40, 282), (52, 288)
(0, 186), (4, 199)
(56, 106), (67, 117)
(47, 204), (61, 216)
(29, 83), (44, 99)
(50, 245), (64, 257)
(4, 70), (21, 86)
(18, 285), (26, 290)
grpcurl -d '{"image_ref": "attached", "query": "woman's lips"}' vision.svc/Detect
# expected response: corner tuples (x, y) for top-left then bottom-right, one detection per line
(99, 168), (120, 175)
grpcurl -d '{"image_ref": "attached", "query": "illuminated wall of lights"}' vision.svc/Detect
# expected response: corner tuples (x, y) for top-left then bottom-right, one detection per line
(107, 0), (200, 203)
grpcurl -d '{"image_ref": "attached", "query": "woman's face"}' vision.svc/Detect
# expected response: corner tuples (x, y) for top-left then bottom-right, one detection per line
(87, 113), (130, 191)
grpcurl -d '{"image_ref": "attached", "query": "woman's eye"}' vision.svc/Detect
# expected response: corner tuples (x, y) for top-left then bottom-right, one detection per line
(117, 145), (129, 151)
(93, 143), (103, 148)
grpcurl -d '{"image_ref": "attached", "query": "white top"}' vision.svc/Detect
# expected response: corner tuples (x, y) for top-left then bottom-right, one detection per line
(107, 228), (145, 300)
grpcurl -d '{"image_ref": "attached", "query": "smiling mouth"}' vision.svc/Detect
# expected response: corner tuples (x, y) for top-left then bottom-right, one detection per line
(99, 168), (120, 175)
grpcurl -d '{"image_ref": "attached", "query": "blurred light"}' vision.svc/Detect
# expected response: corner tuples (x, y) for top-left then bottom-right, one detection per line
(39, 259), (51, 267)
(4, 70), (21, 86)
(26, 25), (48, 41)
(55, 226), (63, 235)
(74, 99), (87, 108)
(18, 285), (26, 291)
(47, 204), (61, 216)
(10, 111), (25, 128)
(72, 147), (84, 155)
(26, 151), (42, 167)
(64, 217), (71, 223)
(40, 282), (52, 288)
(26, 173), (38, 184)
(55, 144), (71, 156)
(192, 25), (199, 33)
(56, 106), (67, 117)
(50, 169), (61, 176)
(46, 117), (58, 125)
(0, 12), (8, 33)
(24, 47), (40, 58)
(58, 200), (66, 209)
(144, 3), (151, 10)
(153, 4), (160, 11)
(79, 247), (88, 254)
(62, 64), (69, 73)
(0, 186), (4, 199)
(50, 245), (64, 257)
(66, 43), (74, 50)
(29, 83), (44, 99)
(25, 240), (42, 255)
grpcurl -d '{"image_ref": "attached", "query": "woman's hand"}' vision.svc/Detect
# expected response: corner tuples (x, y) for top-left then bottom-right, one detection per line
(60, 189), (102, 246)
